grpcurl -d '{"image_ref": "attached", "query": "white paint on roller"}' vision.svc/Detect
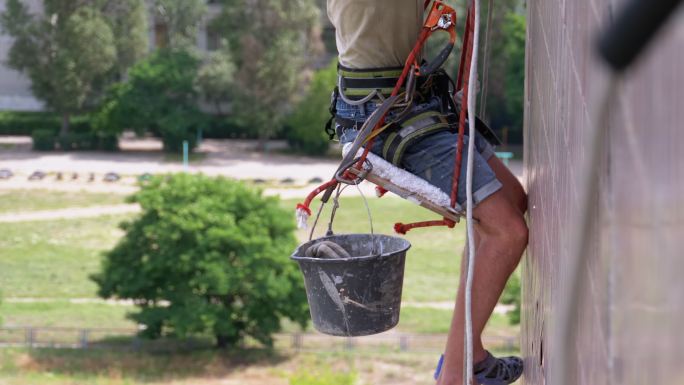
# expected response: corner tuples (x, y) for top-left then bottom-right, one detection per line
(342, 143), (456, 209)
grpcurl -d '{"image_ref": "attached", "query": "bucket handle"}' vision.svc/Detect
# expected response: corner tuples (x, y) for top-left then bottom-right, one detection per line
(308, 181), (378, 256)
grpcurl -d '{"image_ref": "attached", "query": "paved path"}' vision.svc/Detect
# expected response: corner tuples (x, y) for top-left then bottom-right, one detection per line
(1, 136), (523, 187)
(1, 136), (340, 184)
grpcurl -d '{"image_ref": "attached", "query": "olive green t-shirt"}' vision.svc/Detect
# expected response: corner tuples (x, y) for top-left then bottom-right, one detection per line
(327, 0), (423, 69)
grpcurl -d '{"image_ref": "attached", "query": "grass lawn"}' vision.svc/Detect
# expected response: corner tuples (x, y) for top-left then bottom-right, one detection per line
(0, 215), (129, 298)
(0, 301), (515, 337)
(0, 189), (126, 213)
(0, 347), (521, 385)
(0, 188), (520, 385)
(0, 302), (136, 329)
(0, 189), (517, 336)
(1, 194), (466, 302)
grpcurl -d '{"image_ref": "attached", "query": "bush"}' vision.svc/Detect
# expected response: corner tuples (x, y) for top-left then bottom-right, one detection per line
(284, 60), (337, 156)
(94, 49), (206, 153)
(0, 111), (60, 136)
(203, 116), (256, 139)
(3, 112), (117, 151)
(97, 133), (119, 151)
(0, 112), (98, 136)
(31, 129), (56, 151)
(92, 174), (309, 348)
(58, 132), (96, 151)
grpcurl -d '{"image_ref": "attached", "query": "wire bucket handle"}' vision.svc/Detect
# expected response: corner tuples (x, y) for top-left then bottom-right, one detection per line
(307, 180), (378, 256)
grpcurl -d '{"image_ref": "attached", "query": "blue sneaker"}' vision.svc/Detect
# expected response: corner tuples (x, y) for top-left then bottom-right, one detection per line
(434, 351), (523, 384)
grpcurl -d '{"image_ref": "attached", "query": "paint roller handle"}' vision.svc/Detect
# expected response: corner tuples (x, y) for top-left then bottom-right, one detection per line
(598, 0), (683, 72)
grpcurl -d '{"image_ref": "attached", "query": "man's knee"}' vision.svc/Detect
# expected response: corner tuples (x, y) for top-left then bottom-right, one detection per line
(515, 188), (528, 215)
(474, 191), (529, 249)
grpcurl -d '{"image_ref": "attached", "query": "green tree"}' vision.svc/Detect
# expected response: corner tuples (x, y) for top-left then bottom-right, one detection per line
(196, 46), (236, 115)
(104, 0), (149, 79)
(153, 0), (207, 50)
(480, 8), (526, 144)
(95, 49), (206, 153)
(0, 0), (148, 134)
(211, 0), (322, 148)
(285, 60), (337, 155)
(92, 174), (309, 348)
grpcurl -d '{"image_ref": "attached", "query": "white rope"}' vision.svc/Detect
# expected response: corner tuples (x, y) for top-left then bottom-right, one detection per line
(464, 0), (480, 383)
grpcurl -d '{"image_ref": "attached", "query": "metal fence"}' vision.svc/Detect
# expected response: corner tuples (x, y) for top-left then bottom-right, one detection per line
(0, 326), (519, 353)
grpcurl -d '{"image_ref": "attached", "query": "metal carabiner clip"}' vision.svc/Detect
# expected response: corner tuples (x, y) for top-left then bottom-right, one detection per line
(418, 1), (458, 76)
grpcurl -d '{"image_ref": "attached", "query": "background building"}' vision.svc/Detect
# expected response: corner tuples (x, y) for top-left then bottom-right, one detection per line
(0, 0), (43, 110)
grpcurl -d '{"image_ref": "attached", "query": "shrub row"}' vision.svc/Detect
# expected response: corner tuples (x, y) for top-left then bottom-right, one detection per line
(31, 130), (118, 152)
(0, 111), (95, 136)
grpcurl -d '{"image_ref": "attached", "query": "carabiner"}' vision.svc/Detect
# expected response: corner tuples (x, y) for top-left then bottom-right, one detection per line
(419, 1), (458, 75)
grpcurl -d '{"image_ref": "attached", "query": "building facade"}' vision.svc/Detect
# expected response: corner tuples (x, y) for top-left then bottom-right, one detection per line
(523, 0), (684, 384)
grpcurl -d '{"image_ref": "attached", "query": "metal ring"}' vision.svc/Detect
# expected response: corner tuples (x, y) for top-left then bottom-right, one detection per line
(334, 157), (373, 185)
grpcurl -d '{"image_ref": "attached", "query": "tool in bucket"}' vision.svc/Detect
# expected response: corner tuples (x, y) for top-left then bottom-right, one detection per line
(296, 0), (482, 234)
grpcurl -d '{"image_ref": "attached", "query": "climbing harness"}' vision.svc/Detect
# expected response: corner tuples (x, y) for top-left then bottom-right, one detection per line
(297, 0), (469, 233)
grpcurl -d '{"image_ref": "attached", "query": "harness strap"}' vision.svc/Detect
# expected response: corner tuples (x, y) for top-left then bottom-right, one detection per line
(338, 64), (405, 100)
(381, 111), (452, 166)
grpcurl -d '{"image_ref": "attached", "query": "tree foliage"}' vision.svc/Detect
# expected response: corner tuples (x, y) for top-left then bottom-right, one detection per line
(95, 49), (206, 153)
(153, 0), (207, 50)
(285, 60), (336, 155)
(104, 0), (149, 78)
(0, 0), (148, 134)
(92, 174), (308, 348)
(481, 8), (526, 144)
(210, 0), (322, 146)
(196, 47), (236, 115)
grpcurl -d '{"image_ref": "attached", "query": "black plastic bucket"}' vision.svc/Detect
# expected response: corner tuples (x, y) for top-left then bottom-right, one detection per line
(291, 233), (411, 336)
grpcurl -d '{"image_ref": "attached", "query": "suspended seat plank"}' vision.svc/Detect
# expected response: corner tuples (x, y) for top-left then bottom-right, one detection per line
(342, 143), (464, 223)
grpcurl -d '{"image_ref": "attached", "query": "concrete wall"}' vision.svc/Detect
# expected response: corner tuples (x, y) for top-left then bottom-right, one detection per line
(522, 1), (684, 384)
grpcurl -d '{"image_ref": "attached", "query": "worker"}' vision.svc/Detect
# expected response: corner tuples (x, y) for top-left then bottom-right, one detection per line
(327, 1), (528, 384)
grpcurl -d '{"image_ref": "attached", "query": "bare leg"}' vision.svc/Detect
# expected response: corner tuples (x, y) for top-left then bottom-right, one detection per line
(487, 156), (527, 214)
(436, 159), (528, 385)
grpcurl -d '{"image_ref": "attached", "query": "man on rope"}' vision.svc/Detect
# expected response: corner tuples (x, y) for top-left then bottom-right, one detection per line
(327, 1), (528, 384)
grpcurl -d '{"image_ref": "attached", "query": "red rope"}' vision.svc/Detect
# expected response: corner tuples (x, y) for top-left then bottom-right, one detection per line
(394, 219), (456, 235)
(297, 1), (475, 235)
(451, 8), (475, 207)
(393, 8), (476, 234)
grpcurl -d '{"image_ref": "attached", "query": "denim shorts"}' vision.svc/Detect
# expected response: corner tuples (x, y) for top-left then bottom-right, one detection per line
(336, 97), (502, 207)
